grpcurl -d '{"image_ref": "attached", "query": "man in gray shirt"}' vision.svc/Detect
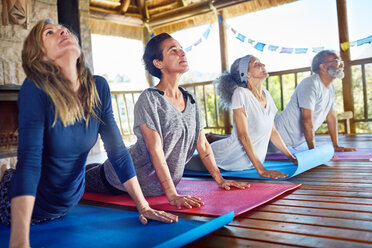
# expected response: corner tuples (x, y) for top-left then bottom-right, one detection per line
(274, 50), (356, 152)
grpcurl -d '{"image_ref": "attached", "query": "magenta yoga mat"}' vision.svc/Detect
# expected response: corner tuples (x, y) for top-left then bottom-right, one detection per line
(266, 147), (371, 161)
(83, 179), (301, 217)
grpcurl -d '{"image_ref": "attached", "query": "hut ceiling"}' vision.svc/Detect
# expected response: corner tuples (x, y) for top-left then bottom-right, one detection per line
(90, 0), (297, 40)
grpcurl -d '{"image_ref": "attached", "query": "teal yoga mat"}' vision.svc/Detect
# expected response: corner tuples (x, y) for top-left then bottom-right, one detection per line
(184, 144), (334, 180)
(0, 205), (233, 248)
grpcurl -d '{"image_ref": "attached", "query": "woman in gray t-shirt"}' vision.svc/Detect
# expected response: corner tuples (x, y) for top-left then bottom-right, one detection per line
(86, 33), (248, 209)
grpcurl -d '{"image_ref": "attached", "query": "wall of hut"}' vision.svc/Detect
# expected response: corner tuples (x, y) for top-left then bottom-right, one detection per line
(0, 0), (93, 86)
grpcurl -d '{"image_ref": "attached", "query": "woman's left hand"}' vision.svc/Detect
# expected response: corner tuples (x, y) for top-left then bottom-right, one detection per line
(138, 206), (178, 225)
(218, 180), (250, 190)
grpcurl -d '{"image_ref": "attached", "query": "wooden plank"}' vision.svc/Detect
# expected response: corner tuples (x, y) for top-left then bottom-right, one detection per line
(213, 226), (372, 248)
(287, 181), (372, 188)
(189, 234), (292, 248)
(241, 212), (372, 231)
(231, 219), (372, 242)
(289, 177), (372, 183)
(290, 189), (372, 198)
(255, 205), (372, 221)
(299, 184), (372, 192)
(295, 174), (372, 179)
(281, 194), (372, 205)
(271, 199), (372, 212)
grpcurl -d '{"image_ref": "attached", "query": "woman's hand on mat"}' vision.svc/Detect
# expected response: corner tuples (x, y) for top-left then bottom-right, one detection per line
(138, 206), (178, 224)
(169, 195), (204, 209)
(258, 169), (288, 179)
(218, 180), (250, 190)
(334, 146), (357, 152)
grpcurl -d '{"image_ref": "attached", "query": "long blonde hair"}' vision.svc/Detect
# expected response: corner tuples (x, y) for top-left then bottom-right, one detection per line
(21, 19), (100, 127)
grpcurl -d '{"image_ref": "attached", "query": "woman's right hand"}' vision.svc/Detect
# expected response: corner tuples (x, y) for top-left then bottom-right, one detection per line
(258, 168), (288, 179)
(169, 195), (204, 209)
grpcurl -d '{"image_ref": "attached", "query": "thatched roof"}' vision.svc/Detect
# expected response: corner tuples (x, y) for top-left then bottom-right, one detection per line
(90, 0), (297, 40)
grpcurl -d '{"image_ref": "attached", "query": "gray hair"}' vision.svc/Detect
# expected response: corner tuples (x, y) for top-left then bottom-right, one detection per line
(214, 55), (253, 110)
(311, 50), (338, 74)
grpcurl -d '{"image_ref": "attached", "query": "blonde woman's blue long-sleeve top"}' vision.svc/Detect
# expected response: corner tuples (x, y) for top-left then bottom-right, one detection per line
(8, 75), (135, 219)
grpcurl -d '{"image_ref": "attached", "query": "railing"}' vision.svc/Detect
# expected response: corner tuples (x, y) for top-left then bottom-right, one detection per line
(111, 58), (372, 142)
(350, 57), (372, 132)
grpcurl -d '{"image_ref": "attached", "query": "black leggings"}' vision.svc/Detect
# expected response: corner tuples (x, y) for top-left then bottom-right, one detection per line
(85, 163), (124, 195)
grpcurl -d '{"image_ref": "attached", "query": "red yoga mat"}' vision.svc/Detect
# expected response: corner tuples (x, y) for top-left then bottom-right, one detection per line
(82, 179), (301, 217)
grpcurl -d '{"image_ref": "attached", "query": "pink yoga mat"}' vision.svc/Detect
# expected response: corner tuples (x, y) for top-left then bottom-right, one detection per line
(266, 148), (372, 161)
(82, 179), (301, 217)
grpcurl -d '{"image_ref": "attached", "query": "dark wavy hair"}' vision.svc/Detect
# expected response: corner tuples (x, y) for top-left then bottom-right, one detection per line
(142, 33), (172, 79)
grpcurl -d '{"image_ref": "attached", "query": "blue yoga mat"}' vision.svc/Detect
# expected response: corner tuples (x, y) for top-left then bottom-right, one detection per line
(184, 144), (334, 180)
(0, 204), (233, 248)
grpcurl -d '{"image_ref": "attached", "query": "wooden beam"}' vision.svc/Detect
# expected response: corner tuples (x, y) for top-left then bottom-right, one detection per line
(142, 27), (153, 87)
(90, 0), (120, 10)
(119, 0), (131, 14)
(218, 10), (231, 134)
(336, 0), (355, 133)
(57, 0), (81, 44)
(149, 0), (251, 29)
(179, 0), (186, 7)
(136, 0), (149, 21)
(90, 8), (143, 27)
(147, 2), (180, 16)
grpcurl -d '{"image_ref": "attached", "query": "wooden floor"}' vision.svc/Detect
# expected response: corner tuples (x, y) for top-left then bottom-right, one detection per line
(184, 134), (372, 248)
(83, 134), (372, 248)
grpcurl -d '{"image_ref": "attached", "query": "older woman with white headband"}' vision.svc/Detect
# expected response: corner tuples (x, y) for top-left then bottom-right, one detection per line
(210, 55), (297, 179)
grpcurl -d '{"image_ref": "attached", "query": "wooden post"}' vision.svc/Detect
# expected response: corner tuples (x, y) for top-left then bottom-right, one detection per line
(336, 0), (355, 133)
(57, 0), (81, 45)
(218, 10), (231, 134)
(142, 26), (153, 87)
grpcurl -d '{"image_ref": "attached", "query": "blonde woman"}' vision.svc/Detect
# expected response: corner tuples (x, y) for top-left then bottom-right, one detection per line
(0, 19), (177, 248)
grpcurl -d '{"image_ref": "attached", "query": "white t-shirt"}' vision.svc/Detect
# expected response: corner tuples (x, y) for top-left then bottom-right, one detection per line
(211, 87), (278, 171)
(275, 73), (335, 148)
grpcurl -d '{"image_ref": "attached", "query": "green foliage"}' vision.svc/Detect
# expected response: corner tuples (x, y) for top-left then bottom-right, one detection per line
(352, 63), (372, 133)
(267, 76), (282, 111)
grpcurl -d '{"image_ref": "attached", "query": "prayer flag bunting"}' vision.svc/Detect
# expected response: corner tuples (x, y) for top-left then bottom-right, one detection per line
(193, 38), (202, 46)
(268, 45), (279, 52)
(341, 42), (350, 52)
(203, 26), (211, 40)
(220, 14), (371, 55)
(254, 42), (266, 52)
(247, 38), (255, 45)
(312, 47), (324, 53)
(185, 46), (192, 52)
(236, 33), (246, 42)
(295, 48), (308, 54)
(280, 47), (293, 54)
(356, 35), (372, 46)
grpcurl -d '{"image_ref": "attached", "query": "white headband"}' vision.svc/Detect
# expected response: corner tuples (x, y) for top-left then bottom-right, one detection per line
(238, 55), (252, 84)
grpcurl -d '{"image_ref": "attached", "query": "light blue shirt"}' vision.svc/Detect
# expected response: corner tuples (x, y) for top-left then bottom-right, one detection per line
(275, 74), (335, 148)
